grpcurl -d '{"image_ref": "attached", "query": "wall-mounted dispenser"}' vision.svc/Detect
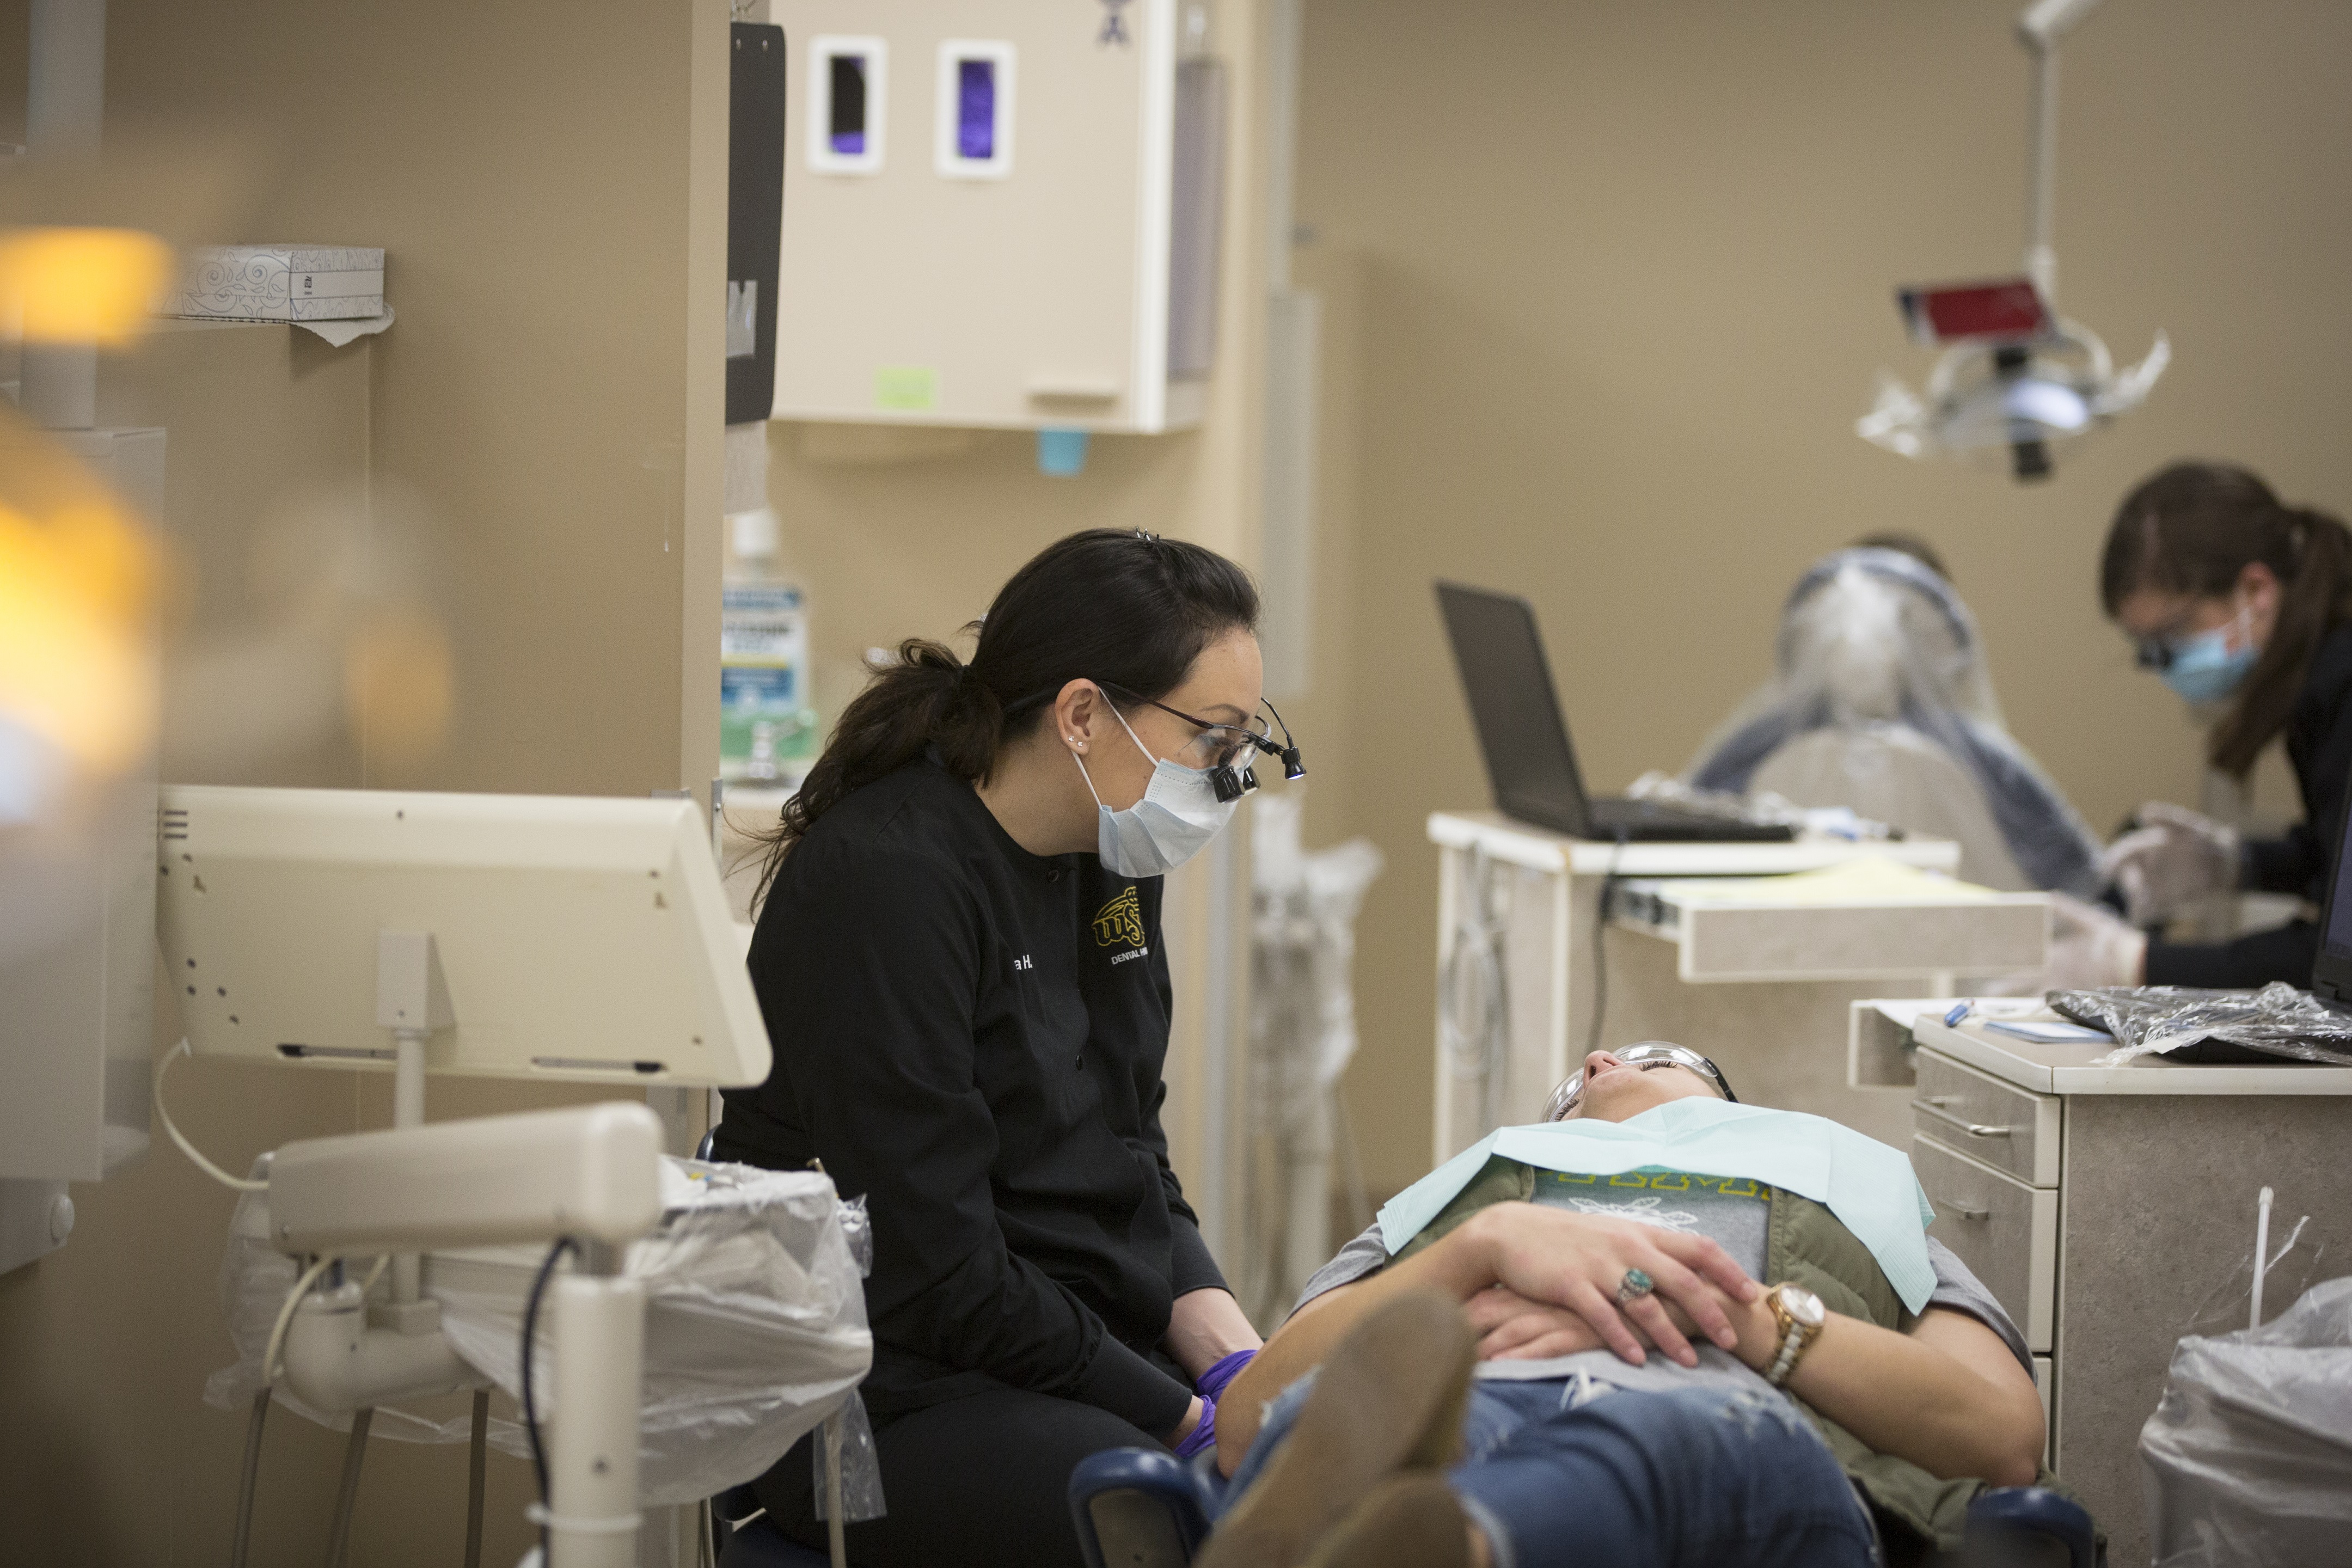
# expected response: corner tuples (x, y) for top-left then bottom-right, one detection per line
(770, 0), (1227, 434)
(728, 22), (787, 424)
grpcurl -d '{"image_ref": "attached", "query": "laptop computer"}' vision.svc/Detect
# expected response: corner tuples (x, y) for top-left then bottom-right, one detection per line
(1435, 581), (1793, 843)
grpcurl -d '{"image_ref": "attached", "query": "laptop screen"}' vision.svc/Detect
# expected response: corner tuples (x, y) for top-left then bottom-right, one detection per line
(1435, 581), (1594, 837)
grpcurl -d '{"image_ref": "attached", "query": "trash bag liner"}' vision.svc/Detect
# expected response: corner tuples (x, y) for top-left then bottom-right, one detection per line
(2141, 1276), (2352, 1566)
(2050, 983), (2352, 1068)
(207, 1155), (879, 1512)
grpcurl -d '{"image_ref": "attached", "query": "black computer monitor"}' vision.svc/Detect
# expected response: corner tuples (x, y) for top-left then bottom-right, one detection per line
(2311, 793), (2352, 1007)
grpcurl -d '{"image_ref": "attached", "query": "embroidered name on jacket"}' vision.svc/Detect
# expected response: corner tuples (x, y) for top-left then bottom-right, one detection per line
(1093, 887), (1146, 948)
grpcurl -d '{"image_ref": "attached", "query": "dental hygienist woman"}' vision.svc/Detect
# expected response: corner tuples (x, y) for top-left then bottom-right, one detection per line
(2055, 463), (2352, 987)
(715, 529), (1300, 1567)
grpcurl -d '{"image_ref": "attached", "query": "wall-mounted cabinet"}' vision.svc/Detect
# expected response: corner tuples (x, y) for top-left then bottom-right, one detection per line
(771, 0), (1226, 433)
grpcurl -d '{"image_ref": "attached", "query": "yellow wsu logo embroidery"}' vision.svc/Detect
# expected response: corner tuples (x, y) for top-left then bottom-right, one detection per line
(1092, 887), (1146, 948)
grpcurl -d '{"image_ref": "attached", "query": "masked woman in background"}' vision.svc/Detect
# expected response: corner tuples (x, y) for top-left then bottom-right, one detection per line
(2065, 463), (2352, 987)
(715, 529), (1296, 1566)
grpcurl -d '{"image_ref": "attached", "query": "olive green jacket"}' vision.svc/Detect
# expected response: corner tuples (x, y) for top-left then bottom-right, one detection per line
(1395, 1156), (2086, 1555)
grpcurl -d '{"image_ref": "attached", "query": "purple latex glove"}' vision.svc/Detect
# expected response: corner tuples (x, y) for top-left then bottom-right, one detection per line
(1197, 1348), (1256, 1403)
(1173, 1396), (1218, 1459)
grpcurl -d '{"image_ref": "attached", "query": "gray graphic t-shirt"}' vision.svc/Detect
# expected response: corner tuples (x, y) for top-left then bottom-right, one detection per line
(1530, 1167), (1772, 1281)
(1294, 1168), (2028, 1405)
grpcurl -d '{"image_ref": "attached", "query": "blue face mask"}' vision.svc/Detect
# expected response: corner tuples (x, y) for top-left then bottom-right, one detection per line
(2159, 606), (2259, 705)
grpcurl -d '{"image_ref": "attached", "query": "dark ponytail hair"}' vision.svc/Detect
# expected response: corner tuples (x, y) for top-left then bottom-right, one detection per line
(2100, 461), (2352, 776)
(752, 528), (1260, 908)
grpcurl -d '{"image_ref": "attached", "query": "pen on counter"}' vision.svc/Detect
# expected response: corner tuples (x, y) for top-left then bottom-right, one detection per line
(1943, 1001), (1971, 1027)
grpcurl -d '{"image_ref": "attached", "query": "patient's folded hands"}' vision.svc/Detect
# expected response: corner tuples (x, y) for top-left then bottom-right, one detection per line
(1463, 1285), (1606, 1362)
(1457, 1203), (1760, 1369)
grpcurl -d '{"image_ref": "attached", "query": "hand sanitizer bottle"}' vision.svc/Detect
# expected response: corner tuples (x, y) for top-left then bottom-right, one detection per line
(720, 506), (817, 784)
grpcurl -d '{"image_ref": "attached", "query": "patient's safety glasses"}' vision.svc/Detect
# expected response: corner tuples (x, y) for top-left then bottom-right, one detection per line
(1544, 1042), (1738, 1122)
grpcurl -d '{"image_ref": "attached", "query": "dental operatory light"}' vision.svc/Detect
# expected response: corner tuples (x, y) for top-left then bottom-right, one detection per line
(1857, 0), (2168, 482)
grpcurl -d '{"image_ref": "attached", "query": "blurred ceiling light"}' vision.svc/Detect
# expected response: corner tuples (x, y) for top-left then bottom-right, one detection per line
(0, 226), (175, 346)
(0, 416), (161, 827)
(1857, 0), (2165, 482)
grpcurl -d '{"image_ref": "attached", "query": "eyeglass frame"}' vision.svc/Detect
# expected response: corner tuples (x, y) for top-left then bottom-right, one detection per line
(997, 678), (1308, 803)
(1093, 681), (1307, 803)
(1543, 1042), (1739, 1122)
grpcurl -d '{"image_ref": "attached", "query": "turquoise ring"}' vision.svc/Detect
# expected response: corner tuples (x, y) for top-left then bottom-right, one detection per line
(1616, 1267), (1655, 1303)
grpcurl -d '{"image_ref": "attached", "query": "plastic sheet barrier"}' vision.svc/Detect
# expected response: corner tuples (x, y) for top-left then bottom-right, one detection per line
(207, 1156), (880, 1512)
(2051, 983), (2352, 1068)
(2141, 1276), (2352, 1566)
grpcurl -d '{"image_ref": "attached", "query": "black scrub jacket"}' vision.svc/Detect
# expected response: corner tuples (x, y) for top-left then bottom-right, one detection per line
(2146, 621), (2352, 987)
(714, 757), (1217, 1438)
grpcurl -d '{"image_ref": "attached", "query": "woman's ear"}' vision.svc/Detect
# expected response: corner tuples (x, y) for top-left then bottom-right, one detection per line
(1053, 679), (1099, 754)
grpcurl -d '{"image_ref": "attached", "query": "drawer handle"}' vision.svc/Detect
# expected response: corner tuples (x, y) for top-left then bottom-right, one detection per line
(1912, 1099), (2014, 1139)
(1933, 1197), (1991, 1222)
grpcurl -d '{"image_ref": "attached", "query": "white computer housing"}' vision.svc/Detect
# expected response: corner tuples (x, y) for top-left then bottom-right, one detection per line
(156, 786), (769, 1087)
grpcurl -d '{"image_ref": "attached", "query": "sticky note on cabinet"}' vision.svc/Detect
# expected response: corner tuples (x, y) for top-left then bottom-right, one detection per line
(873, 366), (939, 411)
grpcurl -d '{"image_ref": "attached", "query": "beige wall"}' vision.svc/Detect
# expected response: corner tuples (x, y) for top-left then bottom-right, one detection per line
(0, 1), (728, 1563)
(1296, 0), (2352, 1196)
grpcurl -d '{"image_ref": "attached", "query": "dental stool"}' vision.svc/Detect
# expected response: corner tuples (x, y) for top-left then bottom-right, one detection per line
(1068, 1450), (2099, 1568)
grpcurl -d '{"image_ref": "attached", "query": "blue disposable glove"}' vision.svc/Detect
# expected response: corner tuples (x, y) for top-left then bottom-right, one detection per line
(1173, 1396), (1217, 1459)
(1197, 1347), (1256, 1403)
(1172, 1347), (1255, 1459)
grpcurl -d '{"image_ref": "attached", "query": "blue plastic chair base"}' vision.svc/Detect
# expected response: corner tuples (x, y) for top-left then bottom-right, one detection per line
(712, 1482), (836, 1568)
(1069, 1450), (2097, 1568)
(1965, 1486), (2098, 1568)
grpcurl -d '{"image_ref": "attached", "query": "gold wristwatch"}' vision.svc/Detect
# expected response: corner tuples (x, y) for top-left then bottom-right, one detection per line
(1763, 1283), (1827, 1388)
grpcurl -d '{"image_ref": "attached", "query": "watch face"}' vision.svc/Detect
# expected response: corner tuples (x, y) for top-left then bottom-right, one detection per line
(1778, 1285), (1827, 1327)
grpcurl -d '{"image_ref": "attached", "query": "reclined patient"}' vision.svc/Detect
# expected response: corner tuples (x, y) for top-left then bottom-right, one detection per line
(1195, 1044), (2053, 1568)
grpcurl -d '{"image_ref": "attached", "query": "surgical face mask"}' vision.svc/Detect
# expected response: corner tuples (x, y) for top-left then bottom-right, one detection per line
(1071, 702), (1239, 878)
(2157, 604), (2259, 706)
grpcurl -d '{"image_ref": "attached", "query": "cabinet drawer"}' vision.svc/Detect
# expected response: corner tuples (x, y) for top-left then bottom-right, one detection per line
(2033, 1355), (2053, 1469)
(1612, 885), (2048, 982)
(1914, 1134), (2056, 1352)
(1913, 1050), (2060, 1187)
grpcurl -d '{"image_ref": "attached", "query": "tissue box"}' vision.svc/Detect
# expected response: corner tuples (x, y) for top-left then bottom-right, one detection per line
(163, 245), (384, 322)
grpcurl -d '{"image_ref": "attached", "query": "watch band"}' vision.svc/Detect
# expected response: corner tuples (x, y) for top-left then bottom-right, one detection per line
(1763, 1285), (1824, 1388)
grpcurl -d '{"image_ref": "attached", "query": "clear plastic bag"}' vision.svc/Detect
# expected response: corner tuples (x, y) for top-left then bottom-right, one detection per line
(2049, 983), (2352, 1068)
(811, 1386), (886, 1522)
(835, 1192), (873, 1278)
(2179, 1214), (2328, 1340)
(2141, 1276), (2352, 1566)
(206, 1155), (881, 1513)
(1685, 547), (2105, 896)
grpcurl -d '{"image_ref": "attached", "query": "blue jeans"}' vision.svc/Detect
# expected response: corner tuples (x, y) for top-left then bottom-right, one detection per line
(1222, 1375), (1879, 1568)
